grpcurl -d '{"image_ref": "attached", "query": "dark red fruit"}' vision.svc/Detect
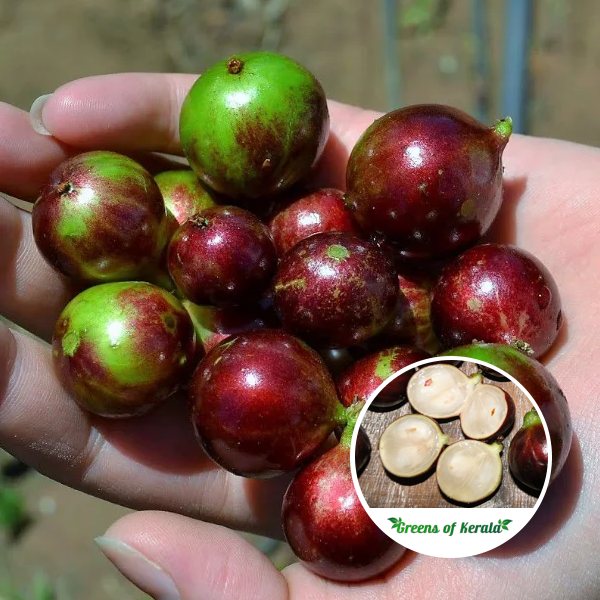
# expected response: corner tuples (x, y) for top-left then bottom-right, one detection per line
(356, 426), (372, 474)
(432, 244), (562, 358)
(345, 105), (512, 259)
(282, 407), (406, 582)
(189, 330), (346, 478)
(338, 346), (431, 409)
(269, 188), (360, 256)
(182, 300), (273, 354)
(439, 344), (572, 482)
(272, 232), (398, 347)
(32, 151), (168, 283)
(370, 272), (440, 354)
(319, 348), (356, 377)
(167, 206), (277, 307)
(509, 410), (548, 491)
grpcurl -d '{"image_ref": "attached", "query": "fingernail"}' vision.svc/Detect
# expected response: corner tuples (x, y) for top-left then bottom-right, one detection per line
(29, 93), (53, 136)
(95, 536), (180, 600)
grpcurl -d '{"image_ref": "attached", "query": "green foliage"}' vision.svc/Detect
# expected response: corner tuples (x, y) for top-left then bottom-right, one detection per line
(400, 0), (450, 35)
(0, 573), (56, 600)
(0, 487), (29, 538)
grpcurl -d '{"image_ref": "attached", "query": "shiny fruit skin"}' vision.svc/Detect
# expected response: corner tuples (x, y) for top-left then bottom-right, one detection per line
(53, 282), (196, 417)
(189, 330), (345, 478)
(282, 427), (405, 581)
(167, 206), (277, 307)
(33, 151), (168, 283)
(269, 188), (360, 256)
(355, 426), (372, 474)
(155, 169), (217, 228)
(439, 343), (572, 482)
(345, 105), (511, 259)
(509, 416), (548, 491)
(338, 346), (431, 409)
(273, 232), (398, 347)
(180, 52), (329, 201)
(432, 244), (562, 358)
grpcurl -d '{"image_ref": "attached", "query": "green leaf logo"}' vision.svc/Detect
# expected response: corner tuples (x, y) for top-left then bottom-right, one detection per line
(501, 519), (512, 531)
(388, 518), (398, 524)
(388, 517), (402, 532)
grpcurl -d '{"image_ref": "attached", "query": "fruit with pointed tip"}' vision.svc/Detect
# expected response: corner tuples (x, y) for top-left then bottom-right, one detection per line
(345, 104), (512, 259)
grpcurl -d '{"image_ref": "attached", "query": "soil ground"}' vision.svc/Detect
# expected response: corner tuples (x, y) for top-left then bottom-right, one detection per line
(1, 1), (599, 598)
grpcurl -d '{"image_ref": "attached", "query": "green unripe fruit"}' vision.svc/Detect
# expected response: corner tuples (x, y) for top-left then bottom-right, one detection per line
(179, 52), (329, 202)
(53, 282), (196, 418)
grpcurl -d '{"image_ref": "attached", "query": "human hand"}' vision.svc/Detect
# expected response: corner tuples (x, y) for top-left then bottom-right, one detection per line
(0, 73), (595, 598)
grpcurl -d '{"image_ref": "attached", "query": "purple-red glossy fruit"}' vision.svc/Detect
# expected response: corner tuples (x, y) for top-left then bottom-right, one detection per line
(356, 426), (372, 474)
(53, 282), (196, 418)
(370, 272), (440, 354)
(345, 105), (512, 260)
(439, 343), (572, 482)
(432, 244), (562, 358)
(338, 346), (431, 409)
(269, 188), (360, 256)
(273, 232), (398, 347)
(182, 300), (273, 354)
(509, 409), (548, 491)
(33, 151), (169, 283)
(282, 408), (406, 581)
(155, 169), (217, 228)
(189, 330), (346, 478)
(167, 205), (277, 307)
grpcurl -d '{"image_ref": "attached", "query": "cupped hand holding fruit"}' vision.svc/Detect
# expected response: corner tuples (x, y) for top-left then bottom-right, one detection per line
(0, 70), (597, 599)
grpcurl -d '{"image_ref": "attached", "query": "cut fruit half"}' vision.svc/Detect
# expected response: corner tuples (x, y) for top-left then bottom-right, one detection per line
(407, 363), (515, 440)
(460, 384), (515, 440)
(407, 364), (482, 418)
(436, 440), (503, 503)
(379, 414), (449, 478)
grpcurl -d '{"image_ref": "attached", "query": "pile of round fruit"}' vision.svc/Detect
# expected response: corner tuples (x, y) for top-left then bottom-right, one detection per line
(31, 51), (572, 582)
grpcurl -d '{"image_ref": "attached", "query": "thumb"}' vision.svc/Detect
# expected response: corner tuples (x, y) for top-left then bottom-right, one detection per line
(95, 510), (289, 600)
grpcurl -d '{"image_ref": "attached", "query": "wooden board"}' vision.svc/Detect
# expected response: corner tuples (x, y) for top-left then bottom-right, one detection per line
(357, 361), (539, 508)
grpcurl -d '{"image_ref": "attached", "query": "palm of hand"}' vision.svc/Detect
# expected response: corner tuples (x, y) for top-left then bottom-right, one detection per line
(0, 74), (598, 599)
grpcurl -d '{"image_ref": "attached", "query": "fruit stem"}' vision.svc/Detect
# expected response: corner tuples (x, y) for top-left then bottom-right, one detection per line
(489, 441), (504, 454)
(339, 400), (365, 448)
(468, 372), (483, 387)
(493, 116), (513, 139)
(227, 57), (244, 74)
(522, 409), (542, 429)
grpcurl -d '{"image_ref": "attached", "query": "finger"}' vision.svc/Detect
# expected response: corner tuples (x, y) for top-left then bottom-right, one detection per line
(0, 325), (288, 538)
(37, 73), (379, 158)
(96, 511), (288, 600)
(0, 102), (72, 200)
(0, 196), (74, 341)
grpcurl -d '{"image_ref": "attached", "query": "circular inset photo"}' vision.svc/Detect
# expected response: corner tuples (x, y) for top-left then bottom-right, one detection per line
(351, 356), (553, 558)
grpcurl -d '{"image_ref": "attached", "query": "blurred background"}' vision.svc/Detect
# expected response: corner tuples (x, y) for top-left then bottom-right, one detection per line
(0, 0), (598, 598)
